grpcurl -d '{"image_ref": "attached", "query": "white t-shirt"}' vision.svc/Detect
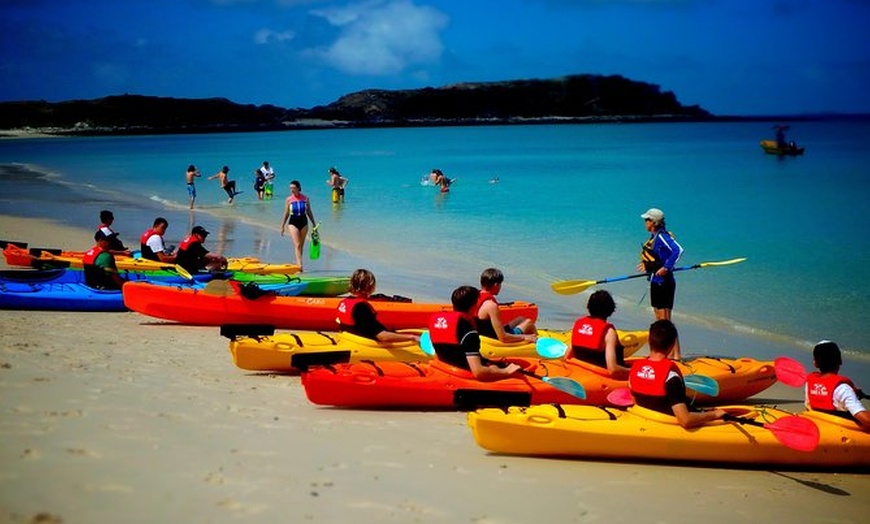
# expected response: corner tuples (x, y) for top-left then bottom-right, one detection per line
(805, 382), (867, 416)
(145, 234), (166, 254)
(259, 166), (275, 179)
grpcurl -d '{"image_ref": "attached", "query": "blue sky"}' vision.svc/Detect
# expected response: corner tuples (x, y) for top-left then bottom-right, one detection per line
(1, 0), (868, 116)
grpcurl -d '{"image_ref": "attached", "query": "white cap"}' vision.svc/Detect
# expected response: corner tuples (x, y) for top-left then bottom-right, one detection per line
(641, 208), (665, 224)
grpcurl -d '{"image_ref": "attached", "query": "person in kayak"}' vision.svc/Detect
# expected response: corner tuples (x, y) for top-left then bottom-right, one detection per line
(570, 290), (630, 379)
(805, 340), (870, 431)
(280, 180), (317, 271)
(82, 230), (126, 290)
(97, 210), (131, 256)
(629, 319), (725, 429)
(208, 165), (240, 204)
(476, 267), (537, 343)
(430, 285), (522, 381)
(638, 207), (683, 359)
(175, 225), (227, 274)
(336, 269), (421, 343)
(139, 217), (176, 263)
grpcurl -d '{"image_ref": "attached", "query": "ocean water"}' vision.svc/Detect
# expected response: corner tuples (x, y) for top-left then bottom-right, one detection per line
(1, 121), (868, 362)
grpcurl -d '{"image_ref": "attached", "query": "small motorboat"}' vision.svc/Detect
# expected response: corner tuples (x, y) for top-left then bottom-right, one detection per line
(760, 139), (805, 156)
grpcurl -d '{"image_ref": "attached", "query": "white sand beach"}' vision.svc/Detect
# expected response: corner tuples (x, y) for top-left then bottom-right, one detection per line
(1, 216), (868, 524)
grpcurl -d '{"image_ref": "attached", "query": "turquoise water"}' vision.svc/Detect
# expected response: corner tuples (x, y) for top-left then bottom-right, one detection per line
(1, 121), (868, 360)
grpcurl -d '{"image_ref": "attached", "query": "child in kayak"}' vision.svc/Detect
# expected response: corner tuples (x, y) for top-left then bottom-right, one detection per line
(629, 319), (725, 428)
(476, 267), (537, 343)
(430, 285), (521, 381)
(806, 340), (870, 431)
(336, 269), (420, 344)
(570, 290), (630, 379)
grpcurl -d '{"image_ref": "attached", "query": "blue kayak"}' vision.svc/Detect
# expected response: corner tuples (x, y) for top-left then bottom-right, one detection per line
(0, 267), (215, 285)
(0, 272), (307, 311)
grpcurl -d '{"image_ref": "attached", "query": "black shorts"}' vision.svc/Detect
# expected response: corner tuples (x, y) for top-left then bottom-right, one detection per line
(650, 278), (676, 310)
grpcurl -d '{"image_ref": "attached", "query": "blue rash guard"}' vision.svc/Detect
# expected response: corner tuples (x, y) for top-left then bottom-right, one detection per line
(644, 229), (683, 284)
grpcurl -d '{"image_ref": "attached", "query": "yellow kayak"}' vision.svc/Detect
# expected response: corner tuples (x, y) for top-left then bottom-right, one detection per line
(227, 328), (649, 373)
(468, 404), (869, 468)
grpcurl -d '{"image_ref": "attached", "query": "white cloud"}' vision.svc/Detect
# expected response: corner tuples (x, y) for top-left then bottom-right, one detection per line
(254, 28), (296, 44)
(308, 0), (448, 75)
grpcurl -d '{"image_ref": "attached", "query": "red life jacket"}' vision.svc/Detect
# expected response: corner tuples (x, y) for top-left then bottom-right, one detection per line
(474, 290), (497, 313)
(629, 358), (683, 397)
(336, 297), (367, 327)
(178, 234), (199, 252)
(82, 245), (104, 266)
(429, 311), (465, 345)
(806, 372), (854, 411)
(140, 228), (156, 245)
(571, 316), (612, 353)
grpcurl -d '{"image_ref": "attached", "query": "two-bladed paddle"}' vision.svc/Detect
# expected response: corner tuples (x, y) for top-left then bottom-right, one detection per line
(551, 257), (747, 295)
(604, 389), (819, 452)
(774, 356), (867, 399)
(722, 413), (820, 452)
(605, 373), (721, 407)
(419, 331), (586, 400)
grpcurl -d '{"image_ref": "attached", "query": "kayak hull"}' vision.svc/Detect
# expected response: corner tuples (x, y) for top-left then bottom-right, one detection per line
(123, 281), (537, 330)
(468, 404), (870, 468)
(0, 281), (126, 311)
(229, 329), (648, 373)
(300, 355), (775, 409)
(760, 139), (805, 156)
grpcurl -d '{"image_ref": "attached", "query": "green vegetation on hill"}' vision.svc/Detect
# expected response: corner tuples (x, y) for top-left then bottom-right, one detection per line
(0, 74), (711, 135)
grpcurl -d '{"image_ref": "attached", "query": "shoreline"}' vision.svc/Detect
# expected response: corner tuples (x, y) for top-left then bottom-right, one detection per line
(1, 215), (869, 523)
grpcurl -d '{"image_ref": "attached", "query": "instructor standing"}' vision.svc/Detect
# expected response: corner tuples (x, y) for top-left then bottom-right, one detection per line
(637, 208), (683, 359)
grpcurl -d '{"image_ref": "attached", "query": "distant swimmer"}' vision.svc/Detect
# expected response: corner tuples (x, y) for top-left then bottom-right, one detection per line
(488, 176), (500, 184)
(430, 168), (454, 193)
(208, 165), (241, 204)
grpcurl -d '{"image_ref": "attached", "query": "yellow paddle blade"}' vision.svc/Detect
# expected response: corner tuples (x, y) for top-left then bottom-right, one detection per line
(173, 264), (194, 281)
(550, 279), (597, 295)
(698, 257), (747, 268)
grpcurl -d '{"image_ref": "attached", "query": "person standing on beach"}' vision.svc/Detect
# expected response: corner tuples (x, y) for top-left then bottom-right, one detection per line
(476, 267), (537, 343)
(82, 230), (126, 290)
(175, 225), (227, 274)
(637, 207), (683, 359)
(280, 180), (316, 271)
(629, 320), (725, 428)
(337, 269), (421, 343)
(186, 165), (201, 209)
(96, 210), (131, 256)
(139, 217), (176, 263)
(208, 166), (240, 204)
(570, 290), (630, 379)
(430, 285), (522, 381)
(805, 340), (870, 431)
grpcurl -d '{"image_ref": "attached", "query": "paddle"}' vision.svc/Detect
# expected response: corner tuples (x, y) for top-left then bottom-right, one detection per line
(774, 356), (867, 399)
(605, 388), (819, 451)
(605, 373), (720, 407)
(722, 413), (820, 452)
(172, 265), (194, 281)
(551, 257), (747, 295)
(419, 332), (585, 400)
(419, 332), (568, 360)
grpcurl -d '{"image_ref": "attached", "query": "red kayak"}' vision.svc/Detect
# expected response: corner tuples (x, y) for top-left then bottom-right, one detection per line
(122, 281), (538, 330)
(301, 355), (776, 409)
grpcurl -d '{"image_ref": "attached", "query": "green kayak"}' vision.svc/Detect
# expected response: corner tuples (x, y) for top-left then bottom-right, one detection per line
(229, 272), (350, 297)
